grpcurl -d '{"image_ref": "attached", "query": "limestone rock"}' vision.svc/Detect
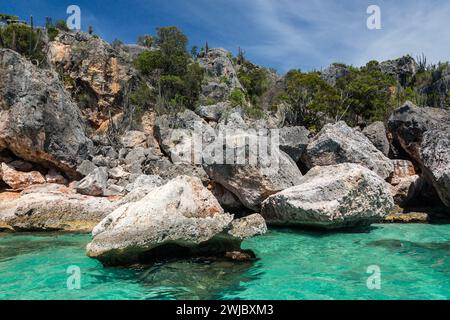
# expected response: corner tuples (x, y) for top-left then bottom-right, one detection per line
(261, 163), (395, 229)
(0, 49), (93, 178)
(0, 184), (116, 232)
(420, 129), (450, 207)
(1, 163), (46, 191)
(76, 167), (108, 196)
(121, 131), (147, 148)
(204, 132), (303, 211)
(363, 121), (390, 156)
(45, 168), (68, 185)
(303, 121), (394, 179)
(388, 102), (450, 206)
(48, 32), (142, 126)
(86, 176), (254, 265)
(279, 126), (310, 162)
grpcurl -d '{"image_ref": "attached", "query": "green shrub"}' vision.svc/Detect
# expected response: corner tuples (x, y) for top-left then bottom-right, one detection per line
(229, 88), (246, 107)
(0, 23), (45, 63)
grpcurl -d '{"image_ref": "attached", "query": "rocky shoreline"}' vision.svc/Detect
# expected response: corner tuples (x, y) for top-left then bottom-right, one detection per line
(1, 30), (449, 266)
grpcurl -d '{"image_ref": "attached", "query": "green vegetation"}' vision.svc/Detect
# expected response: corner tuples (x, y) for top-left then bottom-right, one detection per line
(0, 13), (19, 21)
(0, 23), (45, 63)
(334, 61), (397, 125)
(133, 26), (204, 112)
(282, 70), (340, 130)
(238, 61), (271, 106)
(278, 62), (403, 130)
(54, 19), (69, 32)
(229, 88), (246, 108)
(137, 35), (153, 48)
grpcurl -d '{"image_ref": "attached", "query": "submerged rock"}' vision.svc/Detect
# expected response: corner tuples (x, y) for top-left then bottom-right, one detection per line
(303, 121), (394, 179)
(86, 176), (266, 266)
(261, 163), (395, 229)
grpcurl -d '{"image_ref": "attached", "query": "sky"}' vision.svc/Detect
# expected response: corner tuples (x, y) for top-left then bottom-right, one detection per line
(1, 0), (449, 73)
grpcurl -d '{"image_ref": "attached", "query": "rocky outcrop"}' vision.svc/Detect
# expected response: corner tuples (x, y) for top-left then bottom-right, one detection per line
(86, 176), (266, 266)
(261, 163), (395, 229)
(196, 102), (229, 122)
(0, 184), (117, 232)
(48, 32), (142, 127)
(420, 129), (450, 207)
(0, 163), (46, 190)
(389, 102), (450, 207)
(198, 48), (243, 104)
(363, 121), (390, 156)
(0, 49), (93, 179)
(380, 55), (417, 87)
(303, 121), (394, 179)
(155, 109), (215, 164)
(321, 63), (350, 86)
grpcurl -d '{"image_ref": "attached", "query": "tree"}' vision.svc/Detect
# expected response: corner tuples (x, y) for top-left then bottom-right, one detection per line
(137, 35), (153, 48)
(238, 61), (270, 106)
(283, 70), (340, 130)
(54, 19), (69, 31)
(133, 26), (204, 112)
(88, 25), (94, 35)
(191, 45), (198, 59)
(0, 23), (45, 63)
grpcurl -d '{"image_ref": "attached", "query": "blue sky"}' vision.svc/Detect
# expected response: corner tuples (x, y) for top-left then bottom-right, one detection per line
(2, 0), (449, 73)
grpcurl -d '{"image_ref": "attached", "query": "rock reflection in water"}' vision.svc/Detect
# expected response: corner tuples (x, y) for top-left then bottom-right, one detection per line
(137, 258), (263, 300)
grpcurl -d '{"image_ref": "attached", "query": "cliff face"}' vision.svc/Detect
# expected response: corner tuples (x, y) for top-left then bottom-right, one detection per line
(0, 49), (92, 178)
(48, 32), (143, 127)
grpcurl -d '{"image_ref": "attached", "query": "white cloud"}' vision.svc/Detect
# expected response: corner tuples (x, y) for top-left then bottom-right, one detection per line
(221, 0), (450, 72)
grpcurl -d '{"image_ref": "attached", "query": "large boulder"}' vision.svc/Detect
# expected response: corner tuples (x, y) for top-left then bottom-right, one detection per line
(363, 121), (390, 156)
(388, 101), (450, 161)
(388, 102), (450, 206)
(0, 184), (116, 232)
(154, 110), (215, 164)
(303, 121), (394, 179)
(86, 176), (266, 265)
(261, 163), (395, 229)
(0, 49), (93, 179)
(203, 131), (303, 211)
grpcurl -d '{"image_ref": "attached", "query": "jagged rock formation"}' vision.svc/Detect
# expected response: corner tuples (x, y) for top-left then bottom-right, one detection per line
(198, 48), (243, 104)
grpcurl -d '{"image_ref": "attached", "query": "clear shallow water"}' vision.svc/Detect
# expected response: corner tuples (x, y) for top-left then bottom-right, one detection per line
(1, 224), (450, 300)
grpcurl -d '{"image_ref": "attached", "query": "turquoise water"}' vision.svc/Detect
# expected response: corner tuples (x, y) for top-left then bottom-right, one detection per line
(1, 224), (450, 300)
